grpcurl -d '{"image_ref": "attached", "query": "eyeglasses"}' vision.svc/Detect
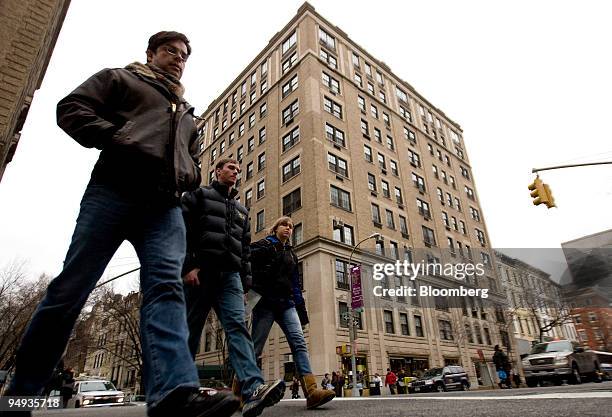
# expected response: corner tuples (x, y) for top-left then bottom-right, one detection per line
(163, 45), (189, 62)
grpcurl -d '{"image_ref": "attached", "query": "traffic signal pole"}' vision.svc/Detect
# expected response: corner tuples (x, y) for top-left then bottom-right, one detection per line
(530, 161), (612, 208)
(532, 161), (612, 173)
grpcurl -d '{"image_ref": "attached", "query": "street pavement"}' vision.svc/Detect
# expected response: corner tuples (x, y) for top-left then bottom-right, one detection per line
(32, 381), (612, 417)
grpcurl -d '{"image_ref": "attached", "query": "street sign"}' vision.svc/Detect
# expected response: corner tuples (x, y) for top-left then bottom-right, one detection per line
(351, 266), (364, 310)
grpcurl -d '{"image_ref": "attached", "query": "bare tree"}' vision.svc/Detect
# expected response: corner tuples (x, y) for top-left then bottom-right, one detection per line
(85, 288), (143, 392)
(0, 260), (50, 370)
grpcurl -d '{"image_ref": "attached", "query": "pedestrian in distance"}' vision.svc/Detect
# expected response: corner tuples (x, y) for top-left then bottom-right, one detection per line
(291, 377), (300, 399)
(334, 370), (344, 397)
(493, 344), (512, 389)
(322, 373), (331, 390)
(249, 216), (335, 409)
(0, 31), (241, 417)
(385, 368), (398, 395)
(181, 158), (285, 417)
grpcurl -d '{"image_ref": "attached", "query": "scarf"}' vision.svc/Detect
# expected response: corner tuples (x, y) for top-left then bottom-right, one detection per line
(125, 61), (185, 100)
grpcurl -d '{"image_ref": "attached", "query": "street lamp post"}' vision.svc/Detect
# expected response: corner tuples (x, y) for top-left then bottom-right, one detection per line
(347, 232), (381, 397)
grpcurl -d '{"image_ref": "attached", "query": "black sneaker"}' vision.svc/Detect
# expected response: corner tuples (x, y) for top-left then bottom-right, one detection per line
(242, 379), (285, 417)
(150, 389), (240, 417)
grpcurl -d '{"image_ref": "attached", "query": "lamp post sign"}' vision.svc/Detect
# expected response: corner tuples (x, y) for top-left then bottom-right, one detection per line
(350, 266), (364, 312)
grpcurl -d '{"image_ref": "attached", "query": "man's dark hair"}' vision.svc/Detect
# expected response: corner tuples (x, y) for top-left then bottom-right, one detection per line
(148, 31), (191, 56)
(215, 158), (239, 171)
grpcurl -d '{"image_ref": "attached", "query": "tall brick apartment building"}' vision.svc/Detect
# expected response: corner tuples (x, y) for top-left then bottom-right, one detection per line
(195, 3), (511, 387)
(0, 0), (70, 182)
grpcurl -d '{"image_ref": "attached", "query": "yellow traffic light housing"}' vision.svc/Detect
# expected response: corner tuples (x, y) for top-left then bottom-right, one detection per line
(528, 176), (556, 208)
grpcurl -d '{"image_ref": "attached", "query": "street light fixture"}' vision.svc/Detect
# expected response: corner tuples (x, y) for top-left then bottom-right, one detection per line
(347, 232), (381, 397)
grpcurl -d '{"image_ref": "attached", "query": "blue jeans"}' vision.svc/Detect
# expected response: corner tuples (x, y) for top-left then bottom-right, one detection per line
(8, 184), (199, 409)
(251, 303), (313, 376)
(184, 271), (263, 398)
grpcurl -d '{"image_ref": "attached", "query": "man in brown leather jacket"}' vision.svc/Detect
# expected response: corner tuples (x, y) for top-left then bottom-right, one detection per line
(1, 32), (239, 417)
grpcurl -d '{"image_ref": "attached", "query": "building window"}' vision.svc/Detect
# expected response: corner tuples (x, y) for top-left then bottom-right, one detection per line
(228, 131), (235, 145)
(354, 72), (363, 88)
(324, 96), (342, 118)
(249, 90), (256, 104)
(282, 100), (299, 124)
(283, 188), (301, 215)
(260, 79), (267, 94)
(399, 313), (410, 335)
(247, 136), (254, 153)
(470, 207), (481, 222)
(352, 52), (360, 67)
(319, 48), (337, 69)
(239, 122), (245, 137)
(390, 160), (399, 176)
(377, 153), (386, 171)
(412, 173), (426, 192)
(336, 260), (351, 290)
(386, 135), (395, 151)
(325, 123), (345, 147)
(237, 145), (244, 162)
(360, 119), (369, 137)
(256, 210), (265, 232)
(367, 81), (374, 95)
(246, 162), (253, 180)
(282, 156), (301, 182)
(404, 127), (416, 143)
(385, 209), (395, 229)
(260, 103), (267, 118)
(328, 153), (348, 177)
(282, 74), (299, 98)
(465, 186), (475, 200)
(414, 315), (424, 337)
(383, 112), (390, 127)
(439, 320), (454, 340)
(258, 126), (266, 144)
(319, 27), (336, 49)
(408, 150), (421, 167)
(330, 185), (351, 211)
(367, 173), (377, 192)
(394, 217), (407, 238)
(282, 52), (297, 73)
(244, 189), (252, 208)
(364, 144), (373, 163)
(292, 223), (303, 246)
(282, 126), (300, 152)
(371, 203), (382, 225)
(333, 222), (354, 245)
(476, 229), (486, 245)
(379, 90), (387, 104)
(381, 180), (390, 198)
(417, 199), (431, 218)
(370, 104), (379, 119)
(422, 226), (436, 246)
(384, 310), (395, 334)
(256, 179), (265, 199)
(374, 128), (382, 143)
(282, 31), (297, 54)
(257, 152), (266, 171)
(210, 147), (217, 163)
(322, 71), (340, 94)
(358, 95), (366, 111)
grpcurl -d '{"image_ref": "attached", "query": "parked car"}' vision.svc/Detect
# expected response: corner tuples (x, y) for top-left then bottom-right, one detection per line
(67, 379), (125, 408)
(521, 340), (601, 386)
(408, 366), (470, 393)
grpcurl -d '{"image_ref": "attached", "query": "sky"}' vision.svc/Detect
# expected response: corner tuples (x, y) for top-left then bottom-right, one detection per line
(1, 0), (611, 291)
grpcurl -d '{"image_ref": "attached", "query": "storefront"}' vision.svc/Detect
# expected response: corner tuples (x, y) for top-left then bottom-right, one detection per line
(389, 356), (429, 378)
(340, 355), (368, 384)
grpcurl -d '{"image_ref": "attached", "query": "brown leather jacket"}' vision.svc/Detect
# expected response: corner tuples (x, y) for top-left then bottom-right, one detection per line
(57, 67), (201, 201)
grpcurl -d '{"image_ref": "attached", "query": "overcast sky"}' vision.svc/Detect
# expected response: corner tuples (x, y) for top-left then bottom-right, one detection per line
(1, 0), (611, 291)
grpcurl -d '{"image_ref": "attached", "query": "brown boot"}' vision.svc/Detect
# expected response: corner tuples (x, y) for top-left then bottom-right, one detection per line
(300, 374), (335, 409)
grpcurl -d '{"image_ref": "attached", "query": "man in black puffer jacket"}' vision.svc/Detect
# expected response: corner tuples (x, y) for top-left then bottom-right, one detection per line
(182, 158), (285, 417)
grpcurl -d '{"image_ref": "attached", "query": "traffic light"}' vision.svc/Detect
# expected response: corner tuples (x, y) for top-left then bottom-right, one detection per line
(528, 176), (556, 208)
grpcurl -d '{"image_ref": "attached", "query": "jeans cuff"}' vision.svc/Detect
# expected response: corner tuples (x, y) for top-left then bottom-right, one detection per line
(147, 382), (200, 411)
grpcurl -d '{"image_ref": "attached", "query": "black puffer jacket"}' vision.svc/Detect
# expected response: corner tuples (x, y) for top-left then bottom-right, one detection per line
(182, 181), (252, 289)
(57, 68), (201, 202)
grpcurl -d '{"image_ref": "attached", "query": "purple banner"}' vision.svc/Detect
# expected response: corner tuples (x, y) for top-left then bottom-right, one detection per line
(351, 266), (364, 311)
